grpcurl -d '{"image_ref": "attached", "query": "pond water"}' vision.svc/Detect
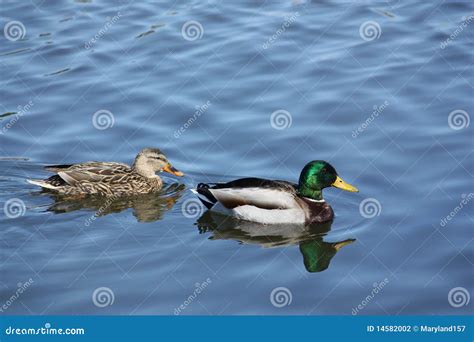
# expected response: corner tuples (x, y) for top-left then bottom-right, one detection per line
(0, 0), (472, 315)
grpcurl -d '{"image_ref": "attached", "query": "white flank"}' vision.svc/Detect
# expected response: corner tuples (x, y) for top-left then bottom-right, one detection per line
(231, 205), (305, 225)
(209, 202), (305, 224)
(208, 187), (297, 209)
(193, 186), (307, 224)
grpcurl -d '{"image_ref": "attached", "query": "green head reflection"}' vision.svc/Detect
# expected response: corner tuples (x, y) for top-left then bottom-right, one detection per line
(196, 211), (355, 273)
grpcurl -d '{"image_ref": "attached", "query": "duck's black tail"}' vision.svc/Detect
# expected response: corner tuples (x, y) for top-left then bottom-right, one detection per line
(191, 183), (217, 209)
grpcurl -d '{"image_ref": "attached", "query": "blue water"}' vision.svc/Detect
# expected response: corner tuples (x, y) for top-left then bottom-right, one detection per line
(0, 0), (472, 315)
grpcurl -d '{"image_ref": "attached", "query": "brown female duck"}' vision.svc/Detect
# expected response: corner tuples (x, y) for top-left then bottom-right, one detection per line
(27, 148), (183, 197)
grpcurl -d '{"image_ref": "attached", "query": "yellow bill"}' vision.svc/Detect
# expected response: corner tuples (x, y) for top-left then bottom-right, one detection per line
(332, 175), (358, 192)
(333, 239), (356, 251)
(163, 163), (184, 177)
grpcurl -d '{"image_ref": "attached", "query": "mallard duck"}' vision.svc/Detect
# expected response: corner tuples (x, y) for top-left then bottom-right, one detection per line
(192, 160), (358, 224)
(27, 148), (183, 197)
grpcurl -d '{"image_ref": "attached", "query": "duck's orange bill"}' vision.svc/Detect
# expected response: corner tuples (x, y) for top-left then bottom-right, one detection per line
(163, 164), (184, 177)
(332, 175), (358, 192)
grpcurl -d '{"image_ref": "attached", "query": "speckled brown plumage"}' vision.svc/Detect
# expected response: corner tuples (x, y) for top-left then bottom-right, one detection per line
(28, 148), (183, 197)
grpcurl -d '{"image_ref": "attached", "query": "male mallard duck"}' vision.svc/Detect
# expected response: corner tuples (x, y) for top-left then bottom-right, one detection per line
(27, 148), (183, 197)
(192, 160), (358, 224)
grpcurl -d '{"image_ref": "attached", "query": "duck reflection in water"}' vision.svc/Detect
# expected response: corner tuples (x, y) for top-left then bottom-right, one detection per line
(35, 183), (185, 223)
(196, 211), (355, 273)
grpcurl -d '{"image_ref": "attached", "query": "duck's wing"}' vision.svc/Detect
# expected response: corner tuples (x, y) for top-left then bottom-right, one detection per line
(45, 162), (129, 173)
(195, 177), (299, 210)
(46, 162), (132, 185)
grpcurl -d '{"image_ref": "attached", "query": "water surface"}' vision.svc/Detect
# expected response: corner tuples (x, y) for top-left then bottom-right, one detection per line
(0, 0), (473, 315)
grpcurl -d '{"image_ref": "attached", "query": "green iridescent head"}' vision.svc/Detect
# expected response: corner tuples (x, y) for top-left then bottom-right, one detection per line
(297, 161), (358, 200)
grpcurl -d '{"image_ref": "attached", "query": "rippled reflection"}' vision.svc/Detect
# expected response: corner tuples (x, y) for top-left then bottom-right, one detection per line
(196, 211), (355, 273)
(33, 183), (185, 223)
